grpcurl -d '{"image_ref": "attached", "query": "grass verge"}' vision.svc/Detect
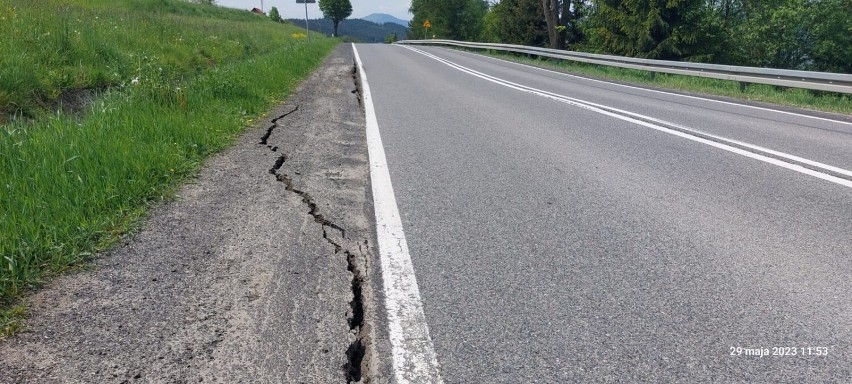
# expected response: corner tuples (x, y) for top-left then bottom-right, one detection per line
(472, 49), (852, 115)
(0, 0), (337, 314)
(1, 301), (26, 338)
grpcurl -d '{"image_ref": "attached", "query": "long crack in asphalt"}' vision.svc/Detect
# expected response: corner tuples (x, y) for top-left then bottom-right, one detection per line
(259, 105), (299, 146)
(260, 105), (368, 383)
(351, 63), (363, 108)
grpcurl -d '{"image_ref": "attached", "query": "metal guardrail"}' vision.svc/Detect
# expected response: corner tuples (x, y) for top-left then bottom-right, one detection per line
(397, 40), (852, 94)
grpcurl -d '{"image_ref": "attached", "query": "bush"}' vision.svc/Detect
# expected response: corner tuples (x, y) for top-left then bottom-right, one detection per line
(269, 6), (283, 23)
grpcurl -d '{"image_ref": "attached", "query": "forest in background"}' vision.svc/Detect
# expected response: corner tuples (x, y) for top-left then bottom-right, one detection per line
(408, 0), (852, 73)
(286, 18), (408, 43)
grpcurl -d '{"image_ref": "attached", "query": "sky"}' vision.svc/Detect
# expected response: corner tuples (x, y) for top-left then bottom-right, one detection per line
(215, 0), (411, 21)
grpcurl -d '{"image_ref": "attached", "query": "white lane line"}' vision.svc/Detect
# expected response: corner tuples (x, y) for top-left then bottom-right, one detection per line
(400, 45), (852, 189)
(352, 44), (445, 384)
(440, 46), (852, 127)
(409, 47), (852, 180)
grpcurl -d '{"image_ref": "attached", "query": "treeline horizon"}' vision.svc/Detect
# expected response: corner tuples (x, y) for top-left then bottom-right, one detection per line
(408, 0), (851, 73)
(285, 18), (408, 43)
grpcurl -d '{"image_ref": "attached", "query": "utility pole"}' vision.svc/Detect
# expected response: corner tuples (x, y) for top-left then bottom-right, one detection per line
(296, 0), (316, 41)
(305, 0), (310, 41)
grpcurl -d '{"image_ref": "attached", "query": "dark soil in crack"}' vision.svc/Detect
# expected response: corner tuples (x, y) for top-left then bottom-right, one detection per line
(260, 63), (373, 382)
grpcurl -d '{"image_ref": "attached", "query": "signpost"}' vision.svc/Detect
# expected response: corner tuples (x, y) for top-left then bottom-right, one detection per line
(296, 0), (316, 41)
(423, 20), (431, 40)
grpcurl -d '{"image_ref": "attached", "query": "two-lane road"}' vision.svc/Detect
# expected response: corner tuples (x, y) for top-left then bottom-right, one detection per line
(356, 44), (852, 382)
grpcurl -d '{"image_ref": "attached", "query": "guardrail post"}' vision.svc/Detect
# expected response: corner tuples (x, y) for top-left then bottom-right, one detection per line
(650, 72), (656, 81)
(739, 82), (747, 93)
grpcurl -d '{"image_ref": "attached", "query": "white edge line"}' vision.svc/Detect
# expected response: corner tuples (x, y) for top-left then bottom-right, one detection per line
(352, 43), (445, 384)
(400, 45), (852, 189)
(429, 45), (852, 127)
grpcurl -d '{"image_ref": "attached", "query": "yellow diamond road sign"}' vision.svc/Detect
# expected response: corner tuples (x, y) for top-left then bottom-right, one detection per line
(423, 20), (431, 29)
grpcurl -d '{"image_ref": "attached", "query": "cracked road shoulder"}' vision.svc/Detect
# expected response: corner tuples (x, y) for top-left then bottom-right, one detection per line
(0, 44), (386, 384)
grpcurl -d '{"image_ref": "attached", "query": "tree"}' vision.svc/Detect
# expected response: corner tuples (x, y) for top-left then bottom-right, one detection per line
(584, 0), (720, 60)
(536, 0), (587, 49)
(708, 0), (850, 72)
(268, 6), (283, 23)
(542, 0), (562, 48)
(483, 0), (548, 47)
(409, 0), (488, 41)
(804, 0), (852, 73)
(318, 0), (352, 37)
(561, 0), (587, 48)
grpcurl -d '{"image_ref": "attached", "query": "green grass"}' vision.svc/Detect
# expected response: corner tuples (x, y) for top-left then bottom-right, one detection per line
(0, 0), (337, 307)
(0, 0), (316, 119)
(474, 50), (852, 115)
(1, 300), (26, 339)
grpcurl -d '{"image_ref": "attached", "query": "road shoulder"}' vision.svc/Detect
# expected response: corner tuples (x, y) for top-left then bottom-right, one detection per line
(0, 44), (379, 383)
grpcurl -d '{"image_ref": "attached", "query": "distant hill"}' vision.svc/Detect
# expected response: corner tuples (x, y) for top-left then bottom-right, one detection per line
(288, 18), (409, 43)
(361, 13), (409, 27)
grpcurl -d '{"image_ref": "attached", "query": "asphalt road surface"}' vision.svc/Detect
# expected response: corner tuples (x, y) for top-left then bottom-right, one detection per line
(356, 44), (852, 382)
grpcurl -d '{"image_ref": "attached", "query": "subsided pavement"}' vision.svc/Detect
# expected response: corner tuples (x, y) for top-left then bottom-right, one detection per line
(0, 45), (387, 383)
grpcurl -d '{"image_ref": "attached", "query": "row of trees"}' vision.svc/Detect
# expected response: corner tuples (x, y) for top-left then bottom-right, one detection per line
(409, 0), (852, 73)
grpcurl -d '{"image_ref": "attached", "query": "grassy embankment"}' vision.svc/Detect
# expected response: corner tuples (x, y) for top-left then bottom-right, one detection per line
(0, 0), (337, 335)
(474, 50), (852, 115)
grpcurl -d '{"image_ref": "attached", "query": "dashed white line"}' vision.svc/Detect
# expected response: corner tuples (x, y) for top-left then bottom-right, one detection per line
(352, 43), (445, 384)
